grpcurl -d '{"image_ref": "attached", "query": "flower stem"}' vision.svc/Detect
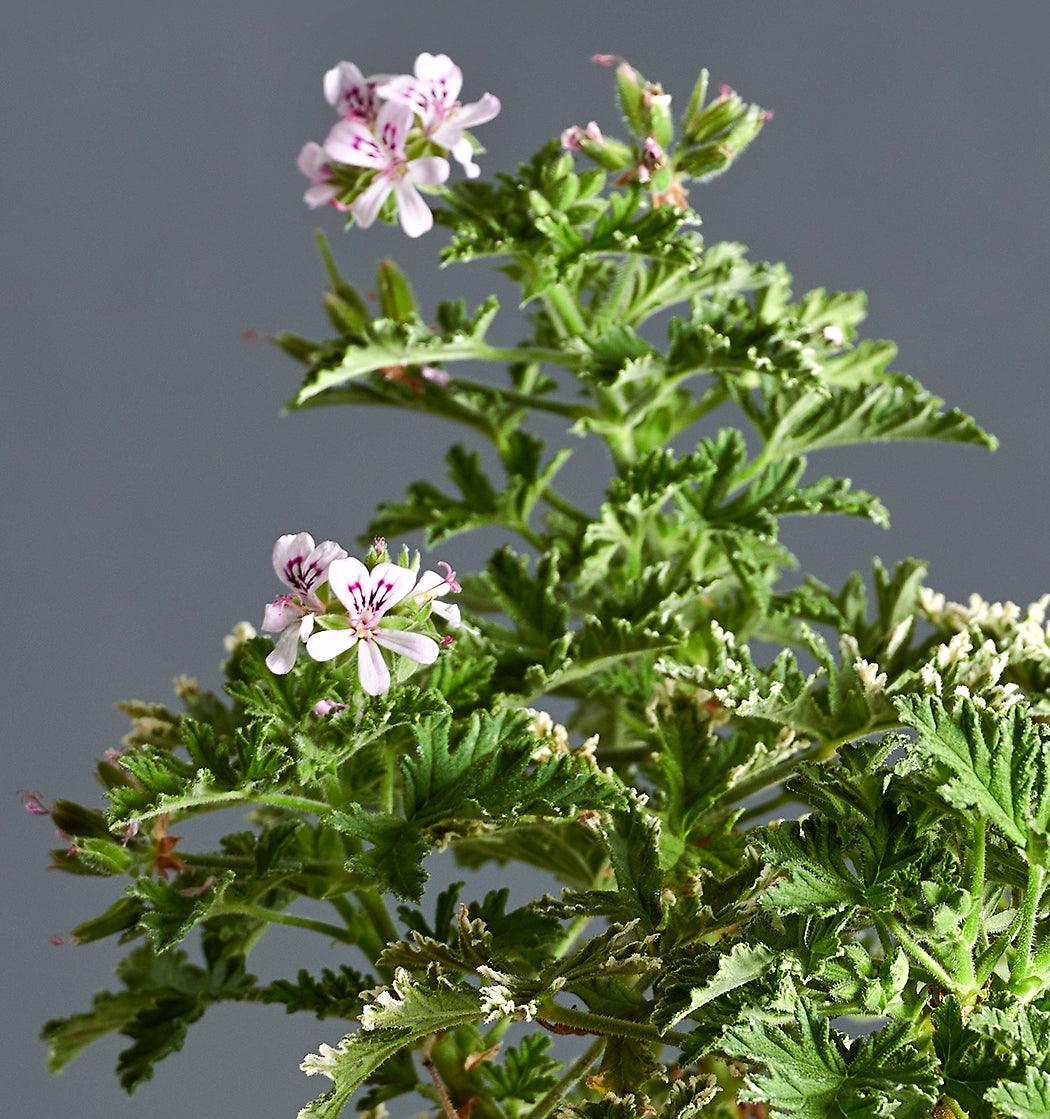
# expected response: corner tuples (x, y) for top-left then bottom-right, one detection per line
(527, 1037), (606, 1119)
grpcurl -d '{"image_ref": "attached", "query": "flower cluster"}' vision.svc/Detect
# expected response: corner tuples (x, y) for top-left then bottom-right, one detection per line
(298, 53), (500, 237)
(260, 532), (465, 695)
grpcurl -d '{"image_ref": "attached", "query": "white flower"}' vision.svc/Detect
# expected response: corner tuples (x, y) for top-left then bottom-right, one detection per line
(296, 141), (339, 209)
(306, 557), (439, 695)
(379, 53), (500, 179)
(413, 561), (477, 632)
(324, 101), (449, 237)
(261, 533), (347, 675)
(323, 61), (390, 125)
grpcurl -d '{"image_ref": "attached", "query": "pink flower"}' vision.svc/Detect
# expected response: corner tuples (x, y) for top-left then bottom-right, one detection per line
(560, 121), (604, 151)
(324, 101), (449, 237)
(297, 142), (340, 209)
(306, 558), (439, 695)
(20, 791), (49, 816)
(312, 698), (348, 717)
(378, 53), (500, 179)
(421, 365), (450, 387)
(262, 533), (348, 675)
(414, 562), (477, 633)
(323, 61), (390, 125)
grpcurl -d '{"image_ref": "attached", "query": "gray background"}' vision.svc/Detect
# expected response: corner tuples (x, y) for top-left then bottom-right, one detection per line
(3, 2), (1048, 1115)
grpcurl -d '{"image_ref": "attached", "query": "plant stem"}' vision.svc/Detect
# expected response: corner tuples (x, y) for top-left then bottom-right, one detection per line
(354, 888), (400, 951)
(535, 1001), (683, 1046)
(216, 902), (357, 944)
(541, 488), (590, 525)
(881, 917), (957, 992)
(546, 283), (588, 335)
(527, 1037), (606, 1119)
(452, 373), (592, 420)
(257, 791), (332, 815)
(956, 818), (986, 990)
(1009, 859), (1045, 988)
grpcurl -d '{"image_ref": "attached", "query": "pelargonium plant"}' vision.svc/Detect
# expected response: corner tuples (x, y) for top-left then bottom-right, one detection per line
(36, 49), (1050, 1119)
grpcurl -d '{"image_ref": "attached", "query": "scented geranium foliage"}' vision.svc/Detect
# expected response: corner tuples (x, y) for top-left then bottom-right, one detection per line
(38, 51), (1050, 1119)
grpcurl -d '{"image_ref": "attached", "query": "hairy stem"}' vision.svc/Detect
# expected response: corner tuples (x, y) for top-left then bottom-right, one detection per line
(528, 1037), (606, 1119)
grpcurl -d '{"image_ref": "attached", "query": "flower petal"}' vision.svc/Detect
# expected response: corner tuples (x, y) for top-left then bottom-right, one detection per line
(393, 181), (433, 238)
(324, 120), (385, 168)
(305, 628), (359, 662)
(327, 557), (372, 618)
(304, 540), (348, 588)
(266, 624), (302, 675)
(405, 156), (450, 186)
(297, 141), (327, 179)
(449, 137), (481, 179)
(414, 569), (450, 600)
(350, 176), (392, 229)
(376, 75), (431, 119)
(374, 100), (413, 158)
(262, 598), (298, 633)
(304, 182), (339, 208)
(357, 640), (390, 695)
(368, 562), (418, 615)
(413, 52), (463, 104)
(273, 533), (316, 590)
(299, 613), (316, 640)
(324, 61), (365, 107)
(373, 627), (440, 665)
(453, 93), (501, 129)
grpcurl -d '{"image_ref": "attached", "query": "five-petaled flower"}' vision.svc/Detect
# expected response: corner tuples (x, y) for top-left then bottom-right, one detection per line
(324, 101), (449, 237)
(306, 558), (439, 695)
(323, 61), (388, 125)
(262, 533), (348, 675)
(297, 142), (341, 209)
(379, 53), (500, 179)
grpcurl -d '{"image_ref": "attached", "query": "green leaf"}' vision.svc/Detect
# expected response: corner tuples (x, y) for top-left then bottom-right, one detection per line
(258, 966), (373, 1021)
(720, 993), (938, 1118)
(986, 1068), (1050, 1118)
(897, 697), (1050, 849)
(295, 296), (500, 404)
(656, 942), (776, 1029)
(733, 378), (997, 460)
(41, 944), (252, 1092)
(329, 710), (624, 899)
(298, 978), (483, 1118)
(933, 996), (1013, 1118)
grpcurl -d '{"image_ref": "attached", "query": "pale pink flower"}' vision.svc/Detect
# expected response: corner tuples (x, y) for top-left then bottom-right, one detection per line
(323, 61), (390, 125)
(306, 558), (439, 695)
(378, 53), (500, 179)
(637, 136), (666, 184)
(414, 562), (477, 633)
(312, 698), (348, 717)
(560, 121), (604, 151)
(324, 101), (449, 237)
(262, 533), (348, 675)
(421, 365), (450, 387)
(20, 791), (49, 816)
(297, 142), (340, 209)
